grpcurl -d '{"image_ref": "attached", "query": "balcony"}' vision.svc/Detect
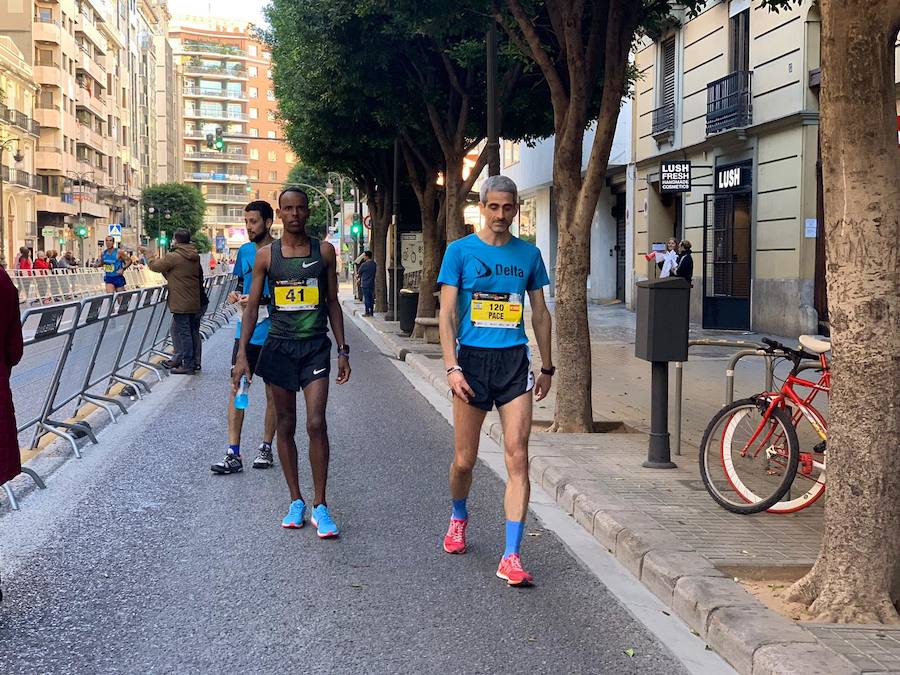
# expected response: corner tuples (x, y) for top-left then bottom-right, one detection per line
(182, 41), (247, 58)
(74, 14), (106, 55)
(651, 103), (675, 144)
(706, 70), (752, 136)
(37, 194), (77, 215)
(76, 87), (107, 118)
(204, 214), (246, 225)
(183, 85), (247, 101)
(184, 172), (249, 183)
(0, 105), (40, 137)
(35, 107), (61, 129)
(1, 167), (40, 191)
(33, 17), (62, 44)
(183, 62), (248, 79)
(184, 108), (249, 122)
(185, 151), (249, 162)
(205, 192), (250, 204)
(77, 123), (107, 153)
(25, 221), (37, 237)
(36, 146), (64, 172)
(76, 49), (106, 86)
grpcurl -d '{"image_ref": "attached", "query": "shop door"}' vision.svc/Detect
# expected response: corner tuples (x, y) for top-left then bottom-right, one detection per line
(615, 192), (626, 302)
(703, 193), (751, 330)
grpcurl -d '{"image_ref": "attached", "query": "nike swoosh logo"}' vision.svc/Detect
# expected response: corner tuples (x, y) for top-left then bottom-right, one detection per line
(302, 261), (317, 268)
(473, 257), (492, 278)
(313, 367), (326, 375)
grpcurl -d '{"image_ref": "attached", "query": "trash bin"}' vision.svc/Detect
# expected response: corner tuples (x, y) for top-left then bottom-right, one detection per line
(399, 288), (419, 334)
(635, 277), (690, 362)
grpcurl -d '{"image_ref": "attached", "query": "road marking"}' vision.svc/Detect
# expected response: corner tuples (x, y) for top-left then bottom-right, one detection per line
(346, 308), (733, 675)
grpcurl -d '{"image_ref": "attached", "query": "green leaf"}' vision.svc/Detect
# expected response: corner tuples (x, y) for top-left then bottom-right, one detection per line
(624, 648), (636, 658)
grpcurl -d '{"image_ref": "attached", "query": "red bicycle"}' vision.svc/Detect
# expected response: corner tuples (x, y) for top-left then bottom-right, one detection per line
(699, 336), (830, 515)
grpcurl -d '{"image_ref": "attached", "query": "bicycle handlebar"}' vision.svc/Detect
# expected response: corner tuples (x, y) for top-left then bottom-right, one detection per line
(761, 337), (819, 363)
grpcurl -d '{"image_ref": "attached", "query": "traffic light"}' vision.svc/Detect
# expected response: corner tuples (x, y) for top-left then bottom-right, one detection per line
(214, 127), (225, 151)
(350, 220), (362, 238)
(205, 133), (214, 149)
(158, 230), (169, 248)
(75, 222), (88, 238)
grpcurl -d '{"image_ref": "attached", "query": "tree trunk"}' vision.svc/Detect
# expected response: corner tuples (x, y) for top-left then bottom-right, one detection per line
(366, 192), (390, 314)
(414, 200), (444, 334)
(786, 0), (900, 623)
(550, 139), (594, 432)
(444, 157), (468, 242)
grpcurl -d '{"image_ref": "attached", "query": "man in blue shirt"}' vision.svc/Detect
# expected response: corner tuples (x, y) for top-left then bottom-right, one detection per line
(437, 175), (555, 586)
(211, 201), (278, 474)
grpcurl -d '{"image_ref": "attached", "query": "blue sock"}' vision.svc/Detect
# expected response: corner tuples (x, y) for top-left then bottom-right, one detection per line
(504, 520), (526, 558)
(451, 498), (468, 521)
(229, 444), (240, 457)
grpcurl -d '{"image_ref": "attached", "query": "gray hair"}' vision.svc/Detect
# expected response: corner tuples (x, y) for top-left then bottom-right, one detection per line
(479, 175), (518, 204)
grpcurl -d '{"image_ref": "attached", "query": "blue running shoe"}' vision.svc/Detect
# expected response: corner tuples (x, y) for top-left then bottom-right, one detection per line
(281, 499), (306, 529)
(310, 504), (339, 539)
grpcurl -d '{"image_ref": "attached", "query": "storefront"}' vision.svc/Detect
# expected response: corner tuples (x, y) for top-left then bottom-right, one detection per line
(702, 160), (752, 330)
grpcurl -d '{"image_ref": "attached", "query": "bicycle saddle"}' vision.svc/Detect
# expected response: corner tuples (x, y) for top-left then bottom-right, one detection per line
(799, 335), (831, 354)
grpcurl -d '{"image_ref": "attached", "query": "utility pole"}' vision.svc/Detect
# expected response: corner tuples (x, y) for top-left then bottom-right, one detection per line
(486, 23), (500, 177)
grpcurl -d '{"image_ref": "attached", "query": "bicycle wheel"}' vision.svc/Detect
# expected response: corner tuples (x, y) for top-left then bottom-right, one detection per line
(699, 398), (799, 514)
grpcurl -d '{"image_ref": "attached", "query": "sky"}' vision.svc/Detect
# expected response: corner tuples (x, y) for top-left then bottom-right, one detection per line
(173, 0), (268, 27)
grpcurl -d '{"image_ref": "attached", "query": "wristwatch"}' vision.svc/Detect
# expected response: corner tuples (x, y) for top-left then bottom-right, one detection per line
(540, 365), (556, 376)
(337, 344), (350, 357)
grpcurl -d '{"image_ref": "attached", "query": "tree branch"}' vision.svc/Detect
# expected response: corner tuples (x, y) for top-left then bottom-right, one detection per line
(461, 145), (491, 195)
(437, 45), (467, 98)
(502, 0), (569, 110)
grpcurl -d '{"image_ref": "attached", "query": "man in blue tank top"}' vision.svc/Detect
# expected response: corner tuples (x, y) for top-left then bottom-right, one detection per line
(211, 200), (278, 475)
(96, 236), (133, 293)
(437, 175), (555, 586)
(234, 187), (351, 538)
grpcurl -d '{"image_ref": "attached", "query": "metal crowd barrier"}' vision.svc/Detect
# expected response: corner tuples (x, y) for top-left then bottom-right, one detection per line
(4, 277), (237, 510)
(11, 266), (197, 306)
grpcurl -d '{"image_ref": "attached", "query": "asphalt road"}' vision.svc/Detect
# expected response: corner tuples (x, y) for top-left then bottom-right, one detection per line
(0, 319), (689, 674)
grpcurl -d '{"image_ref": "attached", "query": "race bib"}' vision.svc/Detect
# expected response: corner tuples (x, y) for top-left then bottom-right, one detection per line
(103, 263), (115, 273)
(273, 279), (319, 311)
(470, 292), (522, 329)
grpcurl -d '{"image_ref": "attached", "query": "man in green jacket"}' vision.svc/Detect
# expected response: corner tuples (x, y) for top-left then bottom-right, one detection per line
(140, 229), (201, 375)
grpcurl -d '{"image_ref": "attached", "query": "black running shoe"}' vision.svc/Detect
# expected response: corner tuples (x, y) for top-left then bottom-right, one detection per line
(252, 443), (274, 469)
(211, 451), (243, 474)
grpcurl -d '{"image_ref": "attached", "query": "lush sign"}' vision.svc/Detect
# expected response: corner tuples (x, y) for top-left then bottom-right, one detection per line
(659, 161), (691, 192)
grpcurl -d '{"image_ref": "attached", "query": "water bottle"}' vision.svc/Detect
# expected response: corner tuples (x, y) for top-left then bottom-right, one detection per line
(234, 375), (250, 410)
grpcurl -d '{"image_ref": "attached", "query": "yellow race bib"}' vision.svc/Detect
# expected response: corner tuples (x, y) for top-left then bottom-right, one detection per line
(273, 279), (319, 311)
(470, 292), (522, 329)
(103, 264), (115, 273)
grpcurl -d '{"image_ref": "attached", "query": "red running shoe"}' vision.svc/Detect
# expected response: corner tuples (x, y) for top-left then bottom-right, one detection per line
(442, 518), (468, 554)
(496, 554), (534, 586)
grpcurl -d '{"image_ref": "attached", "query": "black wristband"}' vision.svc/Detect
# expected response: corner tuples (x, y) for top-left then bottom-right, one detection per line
(540, 366), (556, 376)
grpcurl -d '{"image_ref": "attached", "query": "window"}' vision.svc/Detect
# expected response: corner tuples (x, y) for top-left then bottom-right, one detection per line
(285, 152), (294, 163)
(249, 107), (258, 119)
(267, 130), (276, 139)
(730, 9), (750, 72)
(658, 36), (676, 114)
(263, 51), (271, 60)
(266, 110), (275, 121)
(267, 150), (277, 161)
(38, 7), (52, 21)
(249, 66), (257, 77)
(266, 69), (272, 79)
(249, 44), (258, 56)
(249, 86), (257, 98)
(266, 90), (275, 101)
(269, 171), (278, 181)
(250, 148), (259, 160)
(250, 169), (259, 179)
(250, 127), (259, 137)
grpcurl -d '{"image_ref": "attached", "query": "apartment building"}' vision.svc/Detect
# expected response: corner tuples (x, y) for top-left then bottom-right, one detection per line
(0, 37), (41, 267)
(170, 16), (296, 253)
(0, 0), (171, 261)
(632, 0), (828, 336)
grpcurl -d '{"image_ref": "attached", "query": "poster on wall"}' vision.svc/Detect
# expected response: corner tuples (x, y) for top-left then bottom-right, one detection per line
(400, 232), (424, 273)
(659, 161), (691, 192)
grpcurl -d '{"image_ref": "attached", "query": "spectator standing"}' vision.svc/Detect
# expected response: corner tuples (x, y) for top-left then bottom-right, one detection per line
(33, 251), (51, 272)
(675, 240), (694, 285)
(0, 265), (24, 495)
(47, 251), (60, 270)
(15, 247), (31, 272)
(356, 250), (377, 316)
(208, 255), (218, 274)
(57, 251), (72, 270)
(141, 229), (201, 375)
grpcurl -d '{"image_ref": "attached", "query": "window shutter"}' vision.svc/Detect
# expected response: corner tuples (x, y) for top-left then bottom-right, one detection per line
(661, 38), (676, 107)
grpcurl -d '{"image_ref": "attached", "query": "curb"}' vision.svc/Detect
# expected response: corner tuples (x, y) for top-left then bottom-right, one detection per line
(344, 304), (859, 675)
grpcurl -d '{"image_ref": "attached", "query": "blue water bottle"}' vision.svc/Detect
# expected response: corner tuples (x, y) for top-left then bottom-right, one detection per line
(234, 375), (250, 410)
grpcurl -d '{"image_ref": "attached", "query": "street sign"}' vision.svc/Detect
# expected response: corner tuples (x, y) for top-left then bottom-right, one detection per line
(41, 226), (57, 239)
(363, 215), (372, 230)
(659, 161), (691, 193)
(108, 223), (123, 238)
(215, 235), (226, 252)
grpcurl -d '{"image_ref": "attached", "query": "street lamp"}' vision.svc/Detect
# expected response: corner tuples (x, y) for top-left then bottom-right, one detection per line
(66, 168), (95, 265)
(146, 205), (172, 252)
(0, 136), (25, 268)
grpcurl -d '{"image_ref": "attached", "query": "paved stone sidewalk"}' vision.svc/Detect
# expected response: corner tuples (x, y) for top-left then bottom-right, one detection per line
(341, 291), (899, 675)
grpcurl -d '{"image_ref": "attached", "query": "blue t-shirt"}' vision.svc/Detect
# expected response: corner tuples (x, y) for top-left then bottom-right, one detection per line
(101, 249), (124, 280)
(437, 233), (550, 349)
(234, 241), (270, 346)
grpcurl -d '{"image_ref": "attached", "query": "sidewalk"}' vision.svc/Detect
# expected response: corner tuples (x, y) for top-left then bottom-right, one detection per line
(341, 291), (900, 675)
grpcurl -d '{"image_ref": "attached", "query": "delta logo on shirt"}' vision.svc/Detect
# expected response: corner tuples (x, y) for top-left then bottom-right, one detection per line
(473, 256), (525, 279)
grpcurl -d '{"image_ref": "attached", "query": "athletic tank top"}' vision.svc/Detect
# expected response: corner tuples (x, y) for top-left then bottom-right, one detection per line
(267, 238), (329, 340)
(102, 249), (124, 278)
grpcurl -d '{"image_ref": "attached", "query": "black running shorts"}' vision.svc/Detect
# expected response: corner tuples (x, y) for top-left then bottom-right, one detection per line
(254, 335), (332, 392)
(232, 340), (263, 375)
(457, 345), (534, 411)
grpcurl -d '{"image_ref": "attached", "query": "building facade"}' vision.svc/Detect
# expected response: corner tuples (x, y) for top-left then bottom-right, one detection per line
(632, 0), (827, 336)
(0, 0), (173, 262)
(170, 16), (296, 254)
